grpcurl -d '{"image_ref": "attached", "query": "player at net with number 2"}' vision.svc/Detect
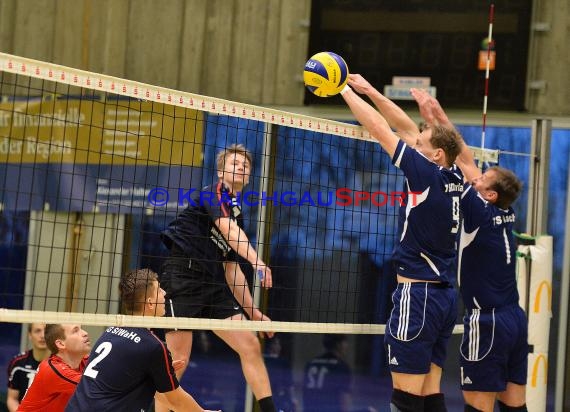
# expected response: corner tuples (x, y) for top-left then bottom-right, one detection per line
(66, 268), (218, 412)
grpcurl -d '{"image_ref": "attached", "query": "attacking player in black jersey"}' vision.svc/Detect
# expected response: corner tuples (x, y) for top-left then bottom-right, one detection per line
(157, 144), (276, 412)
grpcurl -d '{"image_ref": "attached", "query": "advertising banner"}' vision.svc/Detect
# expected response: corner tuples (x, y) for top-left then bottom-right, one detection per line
(0, 97), (204, 213)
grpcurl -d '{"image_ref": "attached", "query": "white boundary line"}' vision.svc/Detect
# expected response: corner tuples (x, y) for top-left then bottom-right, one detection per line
(0, 52), (497, 162)
(0, 308), (465, 335)
(0, 52), (372, 142)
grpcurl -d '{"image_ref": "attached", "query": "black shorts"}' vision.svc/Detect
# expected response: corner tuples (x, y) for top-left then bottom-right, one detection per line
(160, 257), (243, 320)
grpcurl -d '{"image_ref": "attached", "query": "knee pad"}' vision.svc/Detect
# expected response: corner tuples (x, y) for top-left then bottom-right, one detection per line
(424, 393), (446, 412)
(464, 404), (483, 412)
(390, 389), (424, 412)
(498, 400), (528, 412)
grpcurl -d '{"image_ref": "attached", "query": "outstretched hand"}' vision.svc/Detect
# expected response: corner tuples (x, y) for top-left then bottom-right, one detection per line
(410, 88), (453, 129)
(347, 73), (376, 95)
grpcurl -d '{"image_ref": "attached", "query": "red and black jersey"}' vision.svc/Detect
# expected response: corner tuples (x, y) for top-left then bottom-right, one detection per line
(18, 354), (87, 412)
(7, 350), (41, 402)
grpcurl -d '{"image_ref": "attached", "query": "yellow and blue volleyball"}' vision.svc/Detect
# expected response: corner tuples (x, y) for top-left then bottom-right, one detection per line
(303, 51), (349, 97)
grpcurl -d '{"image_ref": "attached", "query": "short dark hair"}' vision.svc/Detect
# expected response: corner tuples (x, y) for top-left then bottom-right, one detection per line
(119, 268), (158, 315)
(488, 166), (523, 209)
(323, 334), (347, 351)
(44, 324), (65, 354)
(430, 125), (461, 167)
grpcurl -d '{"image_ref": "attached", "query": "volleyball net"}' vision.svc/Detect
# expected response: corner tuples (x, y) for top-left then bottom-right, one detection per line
(0, 51), (517, 339)
(0, 52), (417, 335)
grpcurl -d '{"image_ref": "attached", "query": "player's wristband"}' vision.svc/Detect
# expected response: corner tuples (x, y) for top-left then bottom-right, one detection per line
(340, 84), (351, 95)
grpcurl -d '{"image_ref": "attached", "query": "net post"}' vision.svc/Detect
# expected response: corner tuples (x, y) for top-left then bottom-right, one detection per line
(526, 118), (552, 235)
(244, 120), (276, 412)
(555, 165), (570, 411)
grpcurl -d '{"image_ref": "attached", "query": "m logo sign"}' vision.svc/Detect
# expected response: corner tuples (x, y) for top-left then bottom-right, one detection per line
(533, 280), (551, 314)
(530, 354), (548, 388)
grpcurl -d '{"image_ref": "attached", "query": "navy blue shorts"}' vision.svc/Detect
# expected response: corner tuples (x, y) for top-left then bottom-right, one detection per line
(385, 282), (457, 374)
(460, 304), (528, 392)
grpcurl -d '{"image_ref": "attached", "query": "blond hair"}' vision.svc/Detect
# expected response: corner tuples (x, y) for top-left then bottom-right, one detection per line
(216, 144), (252, 172)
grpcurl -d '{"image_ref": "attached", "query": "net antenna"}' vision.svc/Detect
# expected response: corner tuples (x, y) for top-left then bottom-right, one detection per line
(480, 2), (495, 169)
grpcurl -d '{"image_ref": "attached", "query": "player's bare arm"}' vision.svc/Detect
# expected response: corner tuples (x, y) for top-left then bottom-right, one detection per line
(411, 88), (481, 182)
(410, 88), (454, 130)
(225, 261), (274, 337)
(341, 85), (400, 158)
(224, 261), (261, 319)
(349, 74), (419, 145)
(6, 388), (20, 412)
(454, 140), (482, 183)
(215, 216), (272, 288)
(162, 386), (219, 412)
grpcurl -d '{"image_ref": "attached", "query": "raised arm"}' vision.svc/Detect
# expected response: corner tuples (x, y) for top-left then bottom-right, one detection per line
(214, 217), (272, 288)
(349, 74), (419, 146)
(455, 140), (482, 183)
(411, 88), (481, 182)
(341, 85), (400, 158)
(410, 87), (454, 130)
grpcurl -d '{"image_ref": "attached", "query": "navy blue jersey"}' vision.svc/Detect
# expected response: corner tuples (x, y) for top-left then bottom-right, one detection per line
(391, 140), (463, 283)
(161, 182), (243, 279)
(7, 349), (41, 401)
(458, 185), (519, 309)
(303, 352), (351, 412)
(66, 327), (178, 411)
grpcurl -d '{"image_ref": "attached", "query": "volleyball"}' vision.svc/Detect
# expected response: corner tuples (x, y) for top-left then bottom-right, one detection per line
(303, 51), (349, 97)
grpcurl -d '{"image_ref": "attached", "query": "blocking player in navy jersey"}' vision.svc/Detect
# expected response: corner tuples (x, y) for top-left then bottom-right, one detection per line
(66, 268), (213, 412)
(5, 323), (49, 411)
(456, 164), (526, 412)
(341, 75), (463, 412)
(156, 144), (276, 412)
(412, 88), (528, 412)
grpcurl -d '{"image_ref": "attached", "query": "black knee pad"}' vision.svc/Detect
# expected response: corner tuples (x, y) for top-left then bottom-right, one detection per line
(464, 404), (483, 412)
(424, 393), (446, 412)
(498, 400), (528, 412)
(390, 389), (424, 412)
